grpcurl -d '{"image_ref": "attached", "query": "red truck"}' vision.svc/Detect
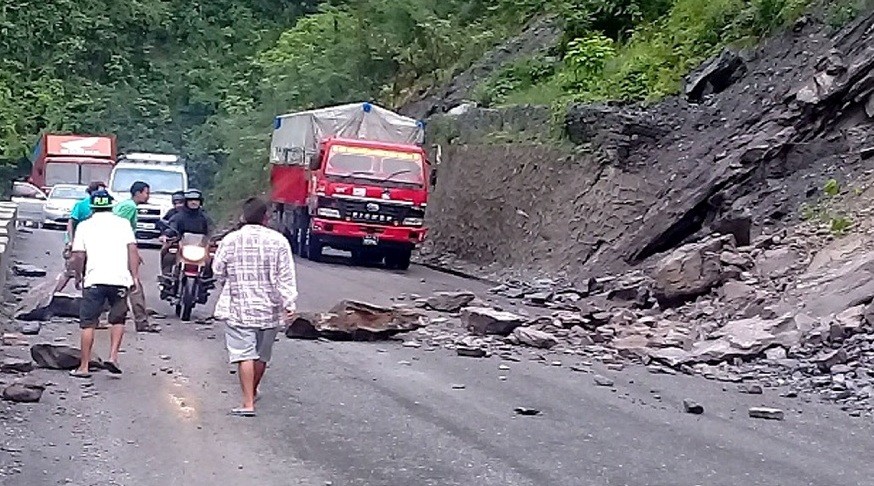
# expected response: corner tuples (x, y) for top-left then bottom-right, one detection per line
(29, 134), (117, 191)
(269, 102), (428, 270)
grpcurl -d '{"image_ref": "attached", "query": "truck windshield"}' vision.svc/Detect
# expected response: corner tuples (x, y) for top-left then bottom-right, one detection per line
(81, 164), (112, 185)
(112, 168), (184, 194)
(45, 163), (80, 186)
(325, 148), (424, 186)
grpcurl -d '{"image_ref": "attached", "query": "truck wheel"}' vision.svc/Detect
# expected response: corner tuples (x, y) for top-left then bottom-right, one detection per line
(304, 226), (323, 262)
(385, 248), (412, 270)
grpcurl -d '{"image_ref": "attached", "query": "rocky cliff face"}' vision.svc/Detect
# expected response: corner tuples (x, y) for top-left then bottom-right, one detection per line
(414, 9), (874, 415)
(424, 10), (874, 285)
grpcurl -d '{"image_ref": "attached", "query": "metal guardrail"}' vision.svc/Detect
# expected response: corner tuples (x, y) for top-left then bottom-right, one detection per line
(0, 202), (19, 296)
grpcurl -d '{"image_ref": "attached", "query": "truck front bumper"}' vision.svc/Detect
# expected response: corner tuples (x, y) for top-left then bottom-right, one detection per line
(135, 218), (161, 241)
(311, 218), (426, 250)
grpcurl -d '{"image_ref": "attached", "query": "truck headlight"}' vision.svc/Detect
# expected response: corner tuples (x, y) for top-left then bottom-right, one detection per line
(317, 208), (341, 219)
(181, 245), (207, 262)
(402, 218), (424, 226)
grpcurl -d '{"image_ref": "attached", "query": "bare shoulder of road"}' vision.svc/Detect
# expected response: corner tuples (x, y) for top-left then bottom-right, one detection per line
(3, 230), (873, 486)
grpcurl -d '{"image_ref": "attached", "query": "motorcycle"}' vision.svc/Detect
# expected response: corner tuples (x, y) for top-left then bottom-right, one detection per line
(158, 232), (216, 321)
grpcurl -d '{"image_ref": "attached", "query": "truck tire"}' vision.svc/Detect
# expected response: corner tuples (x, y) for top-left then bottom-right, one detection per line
(385, 248), (412, 270)
(304, 225), (323, 262)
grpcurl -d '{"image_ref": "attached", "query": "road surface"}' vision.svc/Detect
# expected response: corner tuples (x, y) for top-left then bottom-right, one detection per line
(2, 229), (873, 486)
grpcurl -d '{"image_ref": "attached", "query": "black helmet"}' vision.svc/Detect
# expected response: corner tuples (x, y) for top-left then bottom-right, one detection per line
(184, 189), (203, 202)
(171, 191), (185, 204)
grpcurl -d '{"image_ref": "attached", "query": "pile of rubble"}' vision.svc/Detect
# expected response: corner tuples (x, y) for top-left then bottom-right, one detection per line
(408, 216), (874, 415)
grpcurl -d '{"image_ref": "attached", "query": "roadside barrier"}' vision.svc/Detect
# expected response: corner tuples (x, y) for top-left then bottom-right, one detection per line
(0, 202), (19, 296)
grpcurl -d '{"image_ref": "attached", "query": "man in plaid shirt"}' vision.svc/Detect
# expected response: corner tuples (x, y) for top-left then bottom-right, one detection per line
(212, 197), (298, 417)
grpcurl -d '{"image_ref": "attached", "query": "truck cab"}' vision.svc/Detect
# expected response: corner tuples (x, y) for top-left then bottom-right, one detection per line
(29, 134), (116, 192)
(108, 153), (188, 243)
(270, 103), (428, 270)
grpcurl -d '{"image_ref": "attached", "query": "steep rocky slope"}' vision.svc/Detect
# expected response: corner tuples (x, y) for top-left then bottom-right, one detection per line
(424, 9), (874, 283)
(413, 8), (874, 414)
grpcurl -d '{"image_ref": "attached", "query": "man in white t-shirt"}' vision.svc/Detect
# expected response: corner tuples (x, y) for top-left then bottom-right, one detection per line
(69, 190), (141, 378)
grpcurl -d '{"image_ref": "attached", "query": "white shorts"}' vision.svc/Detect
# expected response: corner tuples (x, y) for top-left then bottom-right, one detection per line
(224, 324), (279, 364)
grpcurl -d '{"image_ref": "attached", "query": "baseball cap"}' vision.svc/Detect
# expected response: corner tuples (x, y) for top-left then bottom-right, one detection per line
(90, 190), (115, 209)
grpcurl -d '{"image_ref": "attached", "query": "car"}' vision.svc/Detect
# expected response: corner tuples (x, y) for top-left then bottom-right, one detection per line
(10, 181), (47, 227)
(42, 184), (88, 230)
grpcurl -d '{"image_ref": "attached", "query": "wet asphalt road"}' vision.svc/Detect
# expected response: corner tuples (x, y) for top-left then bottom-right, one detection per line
(3, 229), (874, 486)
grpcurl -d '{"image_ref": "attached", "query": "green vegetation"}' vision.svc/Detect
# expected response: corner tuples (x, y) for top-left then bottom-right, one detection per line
(0, 0), (869, 214)
(481, 0), (815, 107)
(800, 178), (855, 236)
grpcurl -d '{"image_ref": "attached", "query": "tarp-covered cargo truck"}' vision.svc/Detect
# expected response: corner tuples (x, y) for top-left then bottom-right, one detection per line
(269, 102), (428, 270)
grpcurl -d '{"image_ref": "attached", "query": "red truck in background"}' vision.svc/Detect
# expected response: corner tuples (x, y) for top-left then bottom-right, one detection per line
(29, 134), (117, 191)
(269, 102), (428, 270)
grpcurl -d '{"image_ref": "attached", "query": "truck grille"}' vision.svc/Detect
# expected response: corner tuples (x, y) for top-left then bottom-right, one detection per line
(138, 207), (161, 217)
(338, 200), (410, 224)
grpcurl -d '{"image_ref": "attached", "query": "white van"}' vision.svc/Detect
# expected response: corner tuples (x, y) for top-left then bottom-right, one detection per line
(109, 153), (188, 243)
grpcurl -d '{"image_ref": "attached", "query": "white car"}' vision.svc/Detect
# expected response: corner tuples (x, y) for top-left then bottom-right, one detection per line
(42, 184), (88, 230)
(10, 182), (47, 227)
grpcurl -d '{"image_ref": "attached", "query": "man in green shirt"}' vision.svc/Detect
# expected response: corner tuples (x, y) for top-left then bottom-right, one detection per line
(113, 181), (158, 333)
(113, 181), (150, 231)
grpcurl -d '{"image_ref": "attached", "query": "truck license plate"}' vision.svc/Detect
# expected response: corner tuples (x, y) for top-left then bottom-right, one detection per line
(137, 222), (156, 230)
(363, 235), (379, 246)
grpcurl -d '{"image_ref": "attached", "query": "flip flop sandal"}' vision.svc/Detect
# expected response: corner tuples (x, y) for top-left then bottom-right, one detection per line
(103, 361), (123, 375)
(69, 370), (92, 379)
(230, 408), (256, 417)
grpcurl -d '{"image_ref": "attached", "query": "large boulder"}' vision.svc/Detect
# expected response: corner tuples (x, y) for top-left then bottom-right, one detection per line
(16, 286), (83, 322)
(462, 307), (525, 336)
(30, 344), (103, 370)
(285, 301), (425, 341)
(425, 291), (476, 313)
(651, 235), (735, 306)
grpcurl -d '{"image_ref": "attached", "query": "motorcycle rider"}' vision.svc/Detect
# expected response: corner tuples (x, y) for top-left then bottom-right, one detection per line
(158, 191), (186, 233)
(160, 189), (214, 289)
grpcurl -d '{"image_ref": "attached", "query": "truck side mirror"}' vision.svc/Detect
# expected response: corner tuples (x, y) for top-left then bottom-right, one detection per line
(429, 168), (437, 187)
(309, 154), (321, 171)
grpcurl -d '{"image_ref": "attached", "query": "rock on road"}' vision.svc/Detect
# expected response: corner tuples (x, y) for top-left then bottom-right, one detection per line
(3, 229), (874, 486)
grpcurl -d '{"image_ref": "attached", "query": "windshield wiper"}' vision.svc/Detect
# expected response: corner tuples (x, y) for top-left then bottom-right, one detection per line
(379, 169), (415, 184)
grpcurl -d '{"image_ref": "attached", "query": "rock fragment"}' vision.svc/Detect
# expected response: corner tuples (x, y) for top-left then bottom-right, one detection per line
(737, 384), (764, 395)
(593, 375), (614, 387)
(748, 407), (785, 421)
(512, 327), (558, 349)
(12, 264), (47, 277)
(1, 358), (34, 374)
(683, 399), (704, 414)
(425, 292), (475, 312)
(514, 407), (541, 416)
(2, 384), (43, 403)
(462, 307), (525, 336)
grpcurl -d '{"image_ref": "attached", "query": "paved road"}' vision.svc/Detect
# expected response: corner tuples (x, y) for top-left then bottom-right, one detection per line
(3, 229), (874, 486)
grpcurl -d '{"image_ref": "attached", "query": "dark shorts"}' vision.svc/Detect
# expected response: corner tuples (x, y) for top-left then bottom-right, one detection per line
(80, 285), (129, 328)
